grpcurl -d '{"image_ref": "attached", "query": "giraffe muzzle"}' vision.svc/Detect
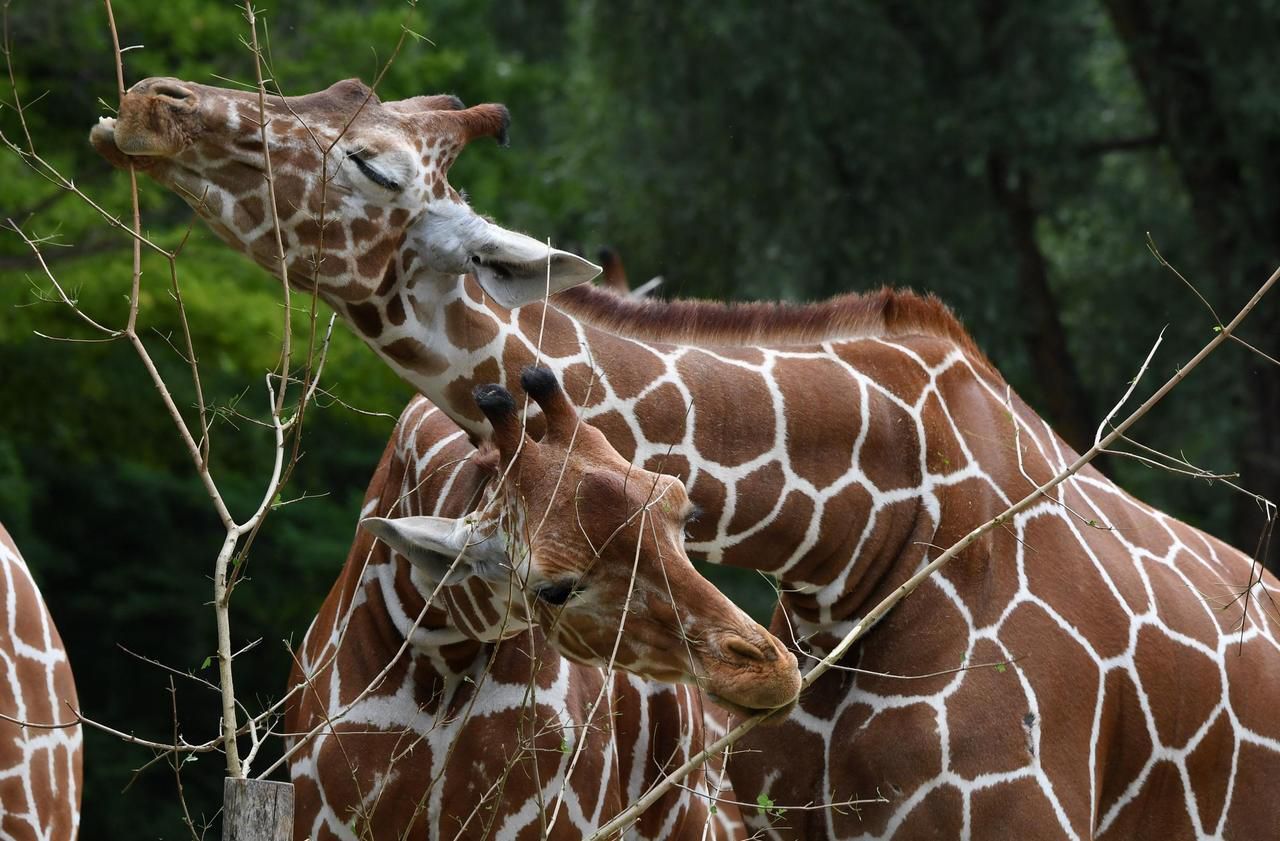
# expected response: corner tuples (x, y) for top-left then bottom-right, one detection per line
(90, 76), (202, 161)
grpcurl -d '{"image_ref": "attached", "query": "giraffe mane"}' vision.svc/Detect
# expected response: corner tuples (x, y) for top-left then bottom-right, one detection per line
(551, 283), (996, 369)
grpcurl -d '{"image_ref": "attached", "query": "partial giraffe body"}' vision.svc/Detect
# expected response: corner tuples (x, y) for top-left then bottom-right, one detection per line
(286, 382), (767, 839)
(95, 76), (1280, 839)
(0, 524), (82, 841)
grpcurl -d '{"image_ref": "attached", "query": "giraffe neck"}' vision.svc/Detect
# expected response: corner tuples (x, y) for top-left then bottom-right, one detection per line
(332, 257), (1037, 626)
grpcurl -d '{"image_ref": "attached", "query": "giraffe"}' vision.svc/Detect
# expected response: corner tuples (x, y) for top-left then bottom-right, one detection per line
(0, 523), (82, 841)
(92, 76), (1280, 838)
(286, 367), (794, 839)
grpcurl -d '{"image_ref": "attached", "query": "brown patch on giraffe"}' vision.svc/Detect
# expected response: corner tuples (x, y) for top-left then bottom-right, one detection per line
(1147, 553), (1222, 639)
(731, 717), (827, 837)
(1224, 634), (1280, 740)
(444, 298), (499, 350)
(920, 390), (969, 474)
(1224, 741), (1280, 836)
(929, 476), (1014, 626)
(514, 304), (581, 359)
(855, 576), (968, 698)
(462, 274), (486, 304)
(376, 259), (399, 296)
(828, 702), (943, 838)
(774, 356), (860, 489)
(1022, 515), (1130, 660)
(679, 354), (775, 467)
(723, 491), (814, 572)
(860, 388), (922, 491)
(945, 639), (1033, 778)
(581, 410), (637, 461)
(561, 362), (607, 408)
(442, 358), (500, 423)
(1102, 760), (1195, 839)
(294, 215), (348, 254)
(1184, 710), (1231, 831)
(819, 498), (930, 621)
(500, 336), (537, 387)
(386, 292), (406, 326)
(345, 301), (384, 339)
(686, 471), (726, 544)
(889, 784), (964, 839)
(350, 213), (381, 246)
(999, 601), (1098, 837)
(782, 481), (875, 587)
(840, 339), (932, 405)
(356, 233), (402, 280)
(388, 208), (409, 229)
(1135, 625), (1221, 749)
(1095, 665), (1153, 821)
(233, 193), (264, 232)
(382, 337), (450, 377)
(642, 453), (690, 482)
(271, 172), (305, 217)
(596, 331), (666, 400)
(727, 462), (786, 534)
(635, 383), (687, 445)
(971, 777), (1073, 840)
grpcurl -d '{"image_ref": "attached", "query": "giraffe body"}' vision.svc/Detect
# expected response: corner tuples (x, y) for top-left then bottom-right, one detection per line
(0, 524), (82, 841)
(94, 76), (1280, 838)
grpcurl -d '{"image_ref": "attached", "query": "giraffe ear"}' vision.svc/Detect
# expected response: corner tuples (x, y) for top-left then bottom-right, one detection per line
(361, 516), (508, 586)
(469, 223), (601, 309)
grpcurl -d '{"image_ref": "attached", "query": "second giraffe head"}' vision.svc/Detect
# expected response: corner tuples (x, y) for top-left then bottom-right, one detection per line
(364, 367), (802, 715)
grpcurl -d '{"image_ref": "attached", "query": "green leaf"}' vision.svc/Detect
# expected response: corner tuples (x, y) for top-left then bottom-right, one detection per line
(709, 804), (717, 815)
(995, 663), (1007, 673)
(200, 655), (212, 670)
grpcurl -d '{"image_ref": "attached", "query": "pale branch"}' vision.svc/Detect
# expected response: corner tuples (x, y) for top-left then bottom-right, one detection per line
(586, 261), (1280, 840)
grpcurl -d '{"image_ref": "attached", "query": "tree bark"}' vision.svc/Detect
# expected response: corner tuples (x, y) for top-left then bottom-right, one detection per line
(223, 779), (293, 841)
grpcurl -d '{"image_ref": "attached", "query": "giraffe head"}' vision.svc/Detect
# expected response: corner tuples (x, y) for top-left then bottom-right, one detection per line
(363, 368), (802, 715)
(89, 77), (599, 305)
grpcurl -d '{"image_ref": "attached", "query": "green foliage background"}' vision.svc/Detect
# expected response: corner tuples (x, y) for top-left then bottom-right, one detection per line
(1, 1), (1278, 836)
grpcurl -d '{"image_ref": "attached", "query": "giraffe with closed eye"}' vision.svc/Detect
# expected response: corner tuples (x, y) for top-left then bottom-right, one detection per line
(95, 74), (1280, 839)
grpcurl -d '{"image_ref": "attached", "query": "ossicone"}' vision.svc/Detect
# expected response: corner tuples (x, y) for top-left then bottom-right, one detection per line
(472, 382), (524, 454)
(520, 366), (560, 401)
(473, 382), (516, 419)
(520, 366), (578, 440)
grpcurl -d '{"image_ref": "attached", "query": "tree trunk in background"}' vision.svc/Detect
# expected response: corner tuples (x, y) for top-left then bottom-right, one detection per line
(1104, 0), (1280, 562)
(987, 155), (1099, 458)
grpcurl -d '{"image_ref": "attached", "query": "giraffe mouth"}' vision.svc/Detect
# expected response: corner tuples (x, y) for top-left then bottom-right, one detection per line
(706, 692), (796, 722)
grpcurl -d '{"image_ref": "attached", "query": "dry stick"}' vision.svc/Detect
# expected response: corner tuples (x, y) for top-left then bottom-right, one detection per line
(588, 261), (1280, 840)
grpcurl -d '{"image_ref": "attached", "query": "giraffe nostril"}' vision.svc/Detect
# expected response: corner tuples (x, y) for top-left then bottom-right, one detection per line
(723, 636), (769, 662)
(152, 82), (196, 106)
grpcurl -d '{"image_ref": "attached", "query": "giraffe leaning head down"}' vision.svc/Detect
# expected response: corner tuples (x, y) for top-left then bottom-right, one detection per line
(90, 76), (599, 307)
(365, 366), (802, 715)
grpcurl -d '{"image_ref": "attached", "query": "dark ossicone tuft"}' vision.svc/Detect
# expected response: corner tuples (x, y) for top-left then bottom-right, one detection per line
(520, 366), (560, 401)
(442, 94), (465, 111)
(473, 383), (516, 417)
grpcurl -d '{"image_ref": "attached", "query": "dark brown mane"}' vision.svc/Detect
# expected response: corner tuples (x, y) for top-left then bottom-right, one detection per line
(552, 283), (995, 370)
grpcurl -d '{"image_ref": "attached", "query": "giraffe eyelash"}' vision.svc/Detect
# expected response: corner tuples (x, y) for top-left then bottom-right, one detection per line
(347, 151), (403, 192)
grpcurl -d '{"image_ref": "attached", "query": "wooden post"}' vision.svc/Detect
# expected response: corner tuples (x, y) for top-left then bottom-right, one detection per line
(223, 778), (294, 841)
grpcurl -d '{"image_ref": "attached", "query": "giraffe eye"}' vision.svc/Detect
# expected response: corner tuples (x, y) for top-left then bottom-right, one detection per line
(535, 580), (580, 606)
(347, 151), (402, 192)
